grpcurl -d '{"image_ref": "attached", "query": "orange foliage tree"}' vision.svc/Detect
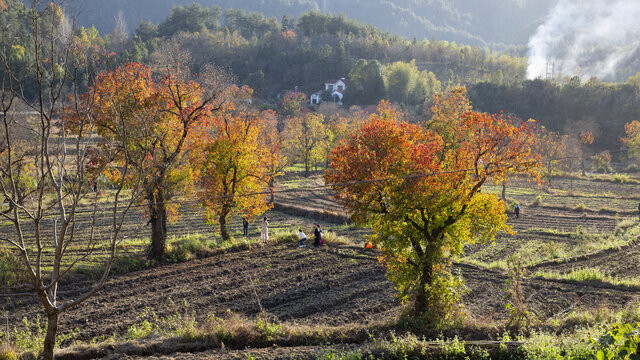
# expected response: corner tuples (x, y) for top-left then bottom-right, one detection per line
(326, 89), (541, 322)
(622, 120), (640, 165)
(190, 86), (282, 241)
(90, 62), (227, 259)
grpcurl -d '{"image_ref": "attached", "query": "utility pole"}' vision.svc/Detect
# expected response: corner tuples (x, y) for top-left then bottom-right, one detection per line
(546, 61), (555, 80)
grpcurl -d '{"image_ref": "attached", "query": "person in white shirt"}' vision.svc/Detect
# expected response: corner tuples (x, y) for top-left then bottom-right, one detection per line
(261, 217), (269, 242)
(296, 229), (307, 248)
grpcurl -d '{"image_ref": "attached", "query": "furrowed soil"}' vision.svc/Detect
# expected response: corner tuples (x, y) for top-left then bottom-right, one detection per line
(5, 240), (640, 358)
(3, 174), (640, 358)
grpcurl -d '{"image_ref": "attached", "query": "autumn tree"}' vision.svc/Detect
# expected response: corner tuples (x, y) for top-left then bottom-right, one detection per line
(190, 86), (281, 241)
(90, 56), (229, 260)
(283, 112), (328, 176)
(622, 120), (640, 165)
(326, 90), (540, 323)
(0, 2), (144, 359)
(579, 131), (594, 175)
(277, 91), (307, 119)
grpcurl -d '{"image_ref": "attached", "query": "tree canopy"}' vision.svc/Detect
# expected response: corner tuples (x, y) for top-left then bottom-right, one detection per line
(326, 89), (541, 321)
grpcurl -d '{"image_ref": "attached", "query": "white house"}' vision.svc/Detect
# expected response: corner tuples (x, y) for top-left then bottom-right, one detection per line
(310, 91), (323, 105)
(310, 78), (347, 105)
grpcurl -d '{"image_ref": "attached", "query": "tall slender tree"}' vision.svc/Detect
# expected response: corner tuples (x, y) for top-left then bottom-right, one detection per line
(190, 86), (281, 241)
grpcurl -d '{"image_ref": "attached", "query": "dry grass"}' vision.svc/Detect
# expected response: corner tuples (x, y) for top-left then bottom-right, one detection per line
(0, 344), (19, 360)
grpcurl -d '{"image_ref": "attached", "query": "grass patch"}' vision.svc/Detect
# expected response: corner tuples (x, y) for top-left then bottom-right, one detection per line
(0, 345), (19, 360)
(320, 231), (351, 246)
(123, 305), (370, 349)
(533, 268), (640, 288)
(531, 195), (544, 206)
(271, 229), (299, 245)
(613, 173), (631, 184)
(1, 314), (80, 359)
(126, 300), (197, 341)
(464, 224), (629, 270)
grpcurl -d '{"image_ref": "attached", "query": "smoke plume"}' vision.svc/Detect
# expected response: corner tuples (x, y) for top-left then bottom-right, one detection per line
(526, 0), (640, 81)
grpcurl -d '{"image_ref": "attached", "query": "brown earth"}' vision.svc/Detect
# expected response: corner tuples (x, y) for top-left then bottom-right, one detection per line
(4, 240), (640, 358)
(3, 175), (640, 359)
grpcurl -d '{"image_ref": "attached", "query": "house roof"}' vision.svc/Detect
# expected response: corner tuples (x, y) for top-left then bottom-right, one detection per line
(325, 78), (348, 85)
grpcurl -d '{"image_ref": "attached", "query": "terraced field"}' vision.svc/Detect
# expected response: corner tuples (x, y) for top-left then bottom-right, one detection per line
(2, 172), (640, 359)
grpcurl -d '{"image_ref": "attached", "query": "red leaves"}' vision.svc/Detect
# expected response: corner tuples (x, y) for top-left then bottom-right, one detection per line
(327, 88), (542, 225)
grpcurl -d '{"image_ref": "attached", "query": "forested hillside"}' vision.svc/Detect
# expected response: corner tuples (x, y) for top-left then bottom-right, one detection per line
(4, 0), (640, 153)
(67, 0), (554, 47)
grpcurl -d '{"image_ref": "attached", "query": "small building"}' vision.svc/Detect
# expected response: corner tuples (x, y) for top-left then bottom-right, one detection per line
(311, 78), (348, 105)
(310, 91), (323, 105)
(325, 78), (347, 92)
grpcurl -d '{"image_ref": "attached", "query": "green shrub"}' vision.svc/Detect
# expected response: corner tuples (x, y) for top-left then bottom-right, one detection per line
(321, 232), (350, 246)
(592, 323), (640, 360)
(613, 173), (630, 183)
(165, 234), (210, 263)
(0, 346), (19, 360)
(519, 330), (593, 359)
(574, 204), (587, 211)
(614, 219), (638, 238)
(531, 195), (544, 206)
(271, 230), (298, 244)
(0, 249), (27, 286)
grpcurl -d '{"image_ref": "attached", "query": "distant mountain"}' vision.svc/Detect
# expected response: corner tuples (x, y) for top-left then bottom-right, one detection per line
(67, 0), (556, 47)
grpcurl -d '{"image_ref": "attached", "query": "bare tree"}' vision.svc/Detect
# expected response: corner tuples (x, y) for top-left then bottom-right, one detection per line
(0, 1), (145, 359)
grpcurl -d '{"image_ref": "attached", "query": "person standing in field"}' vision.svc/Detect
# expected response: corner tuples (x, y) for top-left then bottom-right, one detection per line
(3, 197), (14, 214)
(314, 224), (323, 247)
(242, 217), (249, 237)
(514, 203), (520, 218)
(296, 229), (307, 248)
(261, 217), (269, 242)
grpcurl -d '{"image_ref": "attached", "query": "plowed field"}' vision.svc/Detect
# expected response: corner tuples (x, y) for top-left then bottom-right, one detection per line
(2, 174), (640, 359)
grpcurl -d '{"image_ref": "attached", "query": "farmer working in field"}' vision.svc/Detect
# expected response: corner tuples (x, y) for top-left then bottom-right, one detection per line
(242, 217), (249, 237)
(314, 224), (323, 247)
(3, 197), (14, 214)
(297, 229), (307, 248)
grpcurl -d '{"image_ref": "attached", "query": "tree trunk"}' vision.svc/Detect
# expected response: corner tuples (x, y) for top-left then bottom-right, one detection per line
(501, 182), (506, 201)
(413, 264), (432, 316)
(304, 155), (310, 177)
(268, 178), (275, 204)
(149, 193), (167, 261)
(219, 212), (230, 242)
(42, 310), (59, 360)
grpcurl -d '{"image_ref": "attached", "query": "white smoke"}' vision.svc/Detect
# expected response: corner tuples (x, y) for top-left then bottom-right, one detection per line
(526, 0), (640, 81)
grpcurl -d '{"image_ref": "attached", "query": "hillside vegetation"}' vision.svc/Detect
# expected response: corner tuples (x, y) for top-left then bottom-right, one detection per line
(68, 0), (554, 47)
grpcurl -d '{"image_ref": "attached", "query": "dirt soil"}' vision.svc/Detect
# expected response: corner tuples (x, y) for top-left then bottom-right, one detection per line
(4, 176), (640, 359)
(4, 241), (640, 359)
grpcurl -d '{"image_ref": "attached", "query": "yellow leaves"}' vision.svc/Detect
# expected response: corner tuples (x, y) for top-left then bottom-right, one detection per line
(189, 88), (280, 226)
(10, 45), (25, 61)
(580, 131), (594, 145)
(623, 120), (640, 163)
(327, 92), (543, 315)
